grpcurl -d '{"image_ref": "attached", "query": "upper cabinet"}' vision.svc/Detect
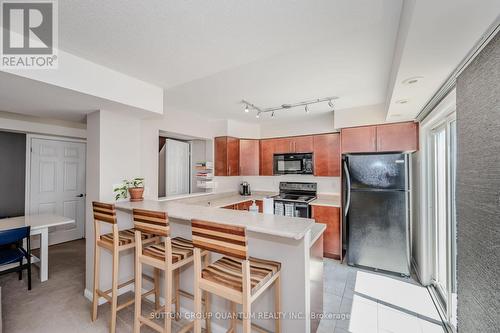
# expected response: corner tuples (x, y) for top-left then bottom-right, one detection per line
(341, 126), (377, 153)
(259, 135), (314, 175)
(239, 139), (260, 176)
(341, 121), (418, 154)
(314, 133), (341, 176)
(376, 122), (419, 152)
(214, 136), (240, 176)
(260, 138), (277, 175)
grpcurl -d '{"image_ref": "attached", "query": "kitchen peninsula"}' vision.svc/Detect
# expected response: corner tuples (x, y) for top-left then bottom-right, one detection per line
(107, 192), (326, 333)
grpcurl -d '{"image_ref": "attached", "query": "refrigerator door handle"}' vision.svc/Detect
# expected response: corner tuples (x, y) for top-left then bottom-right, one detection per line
(344, 160), (351, 216)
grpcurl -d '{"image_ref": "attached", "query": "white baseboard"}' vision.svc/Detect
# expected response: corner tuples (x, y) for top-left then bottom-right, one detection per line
(83, 285), (226, 333)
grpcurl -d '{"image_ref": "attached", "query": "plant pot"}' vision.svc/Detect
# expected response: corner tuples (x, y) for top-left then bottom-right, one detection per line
(128, 187), (144, 202)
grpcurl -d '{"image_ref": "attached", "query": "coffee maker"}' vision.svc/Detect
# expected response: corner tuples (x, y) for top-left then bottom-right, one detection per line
(239, 181), (251, 196)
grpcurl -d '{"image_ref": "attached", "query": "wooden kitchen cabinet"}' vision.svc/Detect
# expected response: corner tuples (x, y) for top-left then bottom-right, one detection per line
(291, 135), (313, 153)
(256, 200), (263, 213)
(214, 136), (240, 176)
(237, 200), (253, 211)
(341, 122), (419, 154)
(376, 122), (419, 152)
(222, 204), (236, 210)
(313, 133), (340, 176)
(239, 139), (260, 175)
(260, 139), (275, 176)
(341, 126), (377, 153)
(311, 205), (341, 259)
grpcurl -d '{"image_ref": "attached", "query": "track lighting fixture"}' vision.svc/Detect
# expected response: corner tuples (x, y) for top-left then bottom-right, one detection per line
(241, 96), (338, 118)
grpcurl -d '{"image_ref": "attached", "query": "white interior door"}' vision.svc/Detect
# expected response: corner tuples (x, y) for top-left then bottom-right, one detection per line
(29, 138), (86, 245)
(165, 139), (190, 196)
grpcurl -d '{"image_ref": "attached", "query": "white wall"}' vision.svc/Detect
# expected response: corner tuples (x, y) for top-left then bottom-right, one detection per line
(226, 119), (260, 139)
(85, 109), (143, 293)
(141, 108), (228, 199)
(0, 110), (86, 138)
(334, 103), (387, 129)
(260, 112), (335, 138)
(241, 175), (340, 194)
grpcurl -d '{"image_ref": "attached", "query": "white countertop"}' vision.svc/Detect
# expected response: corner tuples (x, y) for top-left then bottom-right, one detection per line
(116, 193), (316, 240)
(310, 194), (341, 207)
(176, 191), (277, 208)
(0, 215), (75, 231)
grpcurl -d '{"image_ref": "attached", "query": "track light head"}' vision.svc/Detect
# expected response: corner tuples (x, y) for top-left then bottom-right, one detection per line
(305, 105), (309, 113)
(244, 104), (249, 113)
(271, 111), (275, 118)
(256, 112), (260, 119)
(328, 100), (334, 108)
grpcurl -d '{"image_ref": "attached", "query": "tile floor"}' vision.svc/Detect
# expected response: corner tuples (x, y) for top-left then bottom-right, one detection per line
(318, 259), (446, 333)
(0, 240), (445, 332)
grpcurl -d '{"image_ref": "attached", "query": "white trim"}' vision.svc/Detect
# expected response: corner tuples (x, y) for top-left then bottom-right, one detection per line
(417, 88), (457, 286)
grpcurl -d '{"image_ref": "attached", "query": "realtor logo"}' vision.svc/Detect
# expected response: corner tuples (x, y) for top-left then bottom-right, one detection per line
(1, 0), (58, 68)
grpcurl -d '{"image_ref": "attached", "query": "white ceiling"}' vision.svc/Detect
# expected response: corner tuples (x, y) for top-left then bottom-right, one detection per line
(1, 1), (499, 123)
(57, 0), (403, 122)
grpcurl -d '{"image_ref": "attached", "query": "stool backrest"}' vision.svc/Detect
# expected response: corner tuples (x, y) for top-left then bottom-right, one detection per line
(92, 202), (117, 224)
(191, 219), (248, 260)
(133, 208), (169, 237)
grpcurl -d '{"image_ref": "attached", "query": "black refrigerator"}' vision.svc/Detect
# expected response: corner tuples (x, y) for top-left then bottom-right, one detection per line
(343, 153), (410, 276)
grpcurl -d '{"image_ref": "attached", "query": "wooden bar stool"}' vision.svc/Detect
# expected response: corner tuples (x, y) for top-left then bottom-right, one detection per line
(91, 202), (158, 333)
(191, 219), (282, 333)
(133, 208), (211, 333)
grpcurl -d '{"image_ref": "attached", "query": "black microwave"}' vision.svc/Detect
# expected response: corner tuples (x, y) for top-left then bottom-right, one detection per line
(273, 153), (314, 175)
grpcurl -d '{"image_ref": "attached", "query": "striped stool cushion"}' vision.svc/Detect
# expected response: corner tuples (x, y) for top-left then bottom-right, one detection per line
(142, 237), (194, 263)
(202, 256), (281, 295)
(100, 228), (154, 246)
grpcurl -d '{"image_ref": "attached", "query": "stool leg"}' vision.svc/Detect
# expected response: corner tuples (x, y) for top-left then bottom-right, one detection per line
(274, 274), (281, 333)
(110, 245), (119, 333)
(164, 266), (173, 333)
(242, 260), (251, 333)
(174, 269), (180, 321)
(134, 232), (142, 333)
(193, 248), (203, 333)
(91, 243), (100, 321)
(229, 302), (237, 332)
(203, 253), (211, 333)
(154, 267), (160, 310)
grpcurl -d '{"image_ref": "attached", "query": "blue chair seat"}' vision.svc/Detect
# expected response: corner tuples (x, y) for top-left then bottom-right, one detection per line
(0, 247), (28, 265)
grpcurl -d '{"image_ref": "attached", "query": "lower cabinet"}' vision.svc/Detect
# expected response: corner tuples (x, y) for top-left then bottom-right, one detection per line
(223, 200), (263, 213)
(311, 205), (341, 260)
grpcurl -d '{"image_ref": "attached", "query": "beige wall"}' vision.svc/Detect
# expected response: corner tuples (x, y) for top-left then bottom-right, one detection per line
(333, 103), (387, 128)
(260, 112), (335, 138)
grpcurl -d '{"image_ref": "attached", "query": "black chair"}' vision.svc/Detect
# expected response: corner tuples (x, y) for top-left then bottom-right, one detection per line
(0, 226), (31, 290)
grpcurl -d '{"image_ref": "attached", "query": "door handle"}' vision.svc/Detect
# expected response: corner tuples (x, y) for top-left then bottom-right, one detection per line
(76, 194), (84, 198)
(343, 161), (351, 216)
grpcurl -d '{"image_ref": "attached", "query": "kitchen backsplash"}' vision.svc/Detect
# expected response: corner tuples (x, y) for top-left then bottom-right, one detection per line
(214, 175), (341, 194)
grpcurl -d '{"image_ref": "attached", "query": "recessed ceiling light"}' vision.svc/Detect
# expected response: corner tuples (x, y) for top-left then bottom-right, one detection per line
(396, 99), (409, 104)
(402, 76), (423, 85)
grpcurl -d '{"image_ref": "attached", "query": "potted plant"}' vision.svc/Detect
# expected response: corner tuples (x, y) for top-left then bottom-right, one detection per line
(113, 177), (145, 201)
